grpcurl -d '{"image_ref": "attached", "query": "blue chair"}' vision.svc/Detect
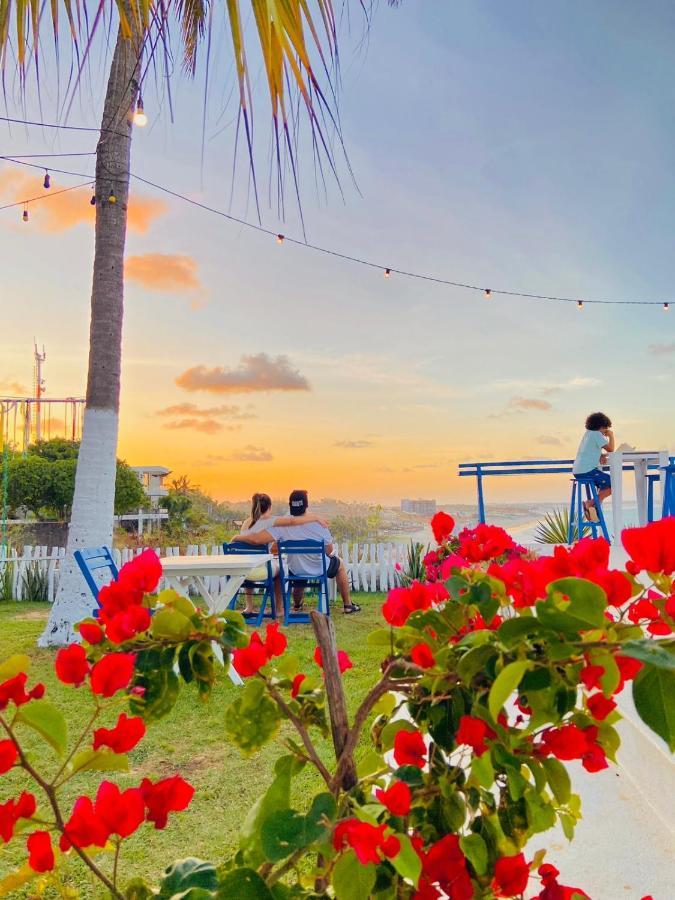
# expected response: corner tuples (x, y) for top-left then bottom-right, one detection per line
(568, 478), (610, 544)
(662, 462), (675, 518)
(276, 539), (330, 626)
(223, 542), (277, 626)
(73, 546), (119, 615)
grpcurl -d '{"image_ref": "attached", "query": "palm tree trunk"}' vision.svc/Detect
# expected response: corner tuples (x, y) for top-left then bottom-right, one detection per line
(38, 27), (141, 647)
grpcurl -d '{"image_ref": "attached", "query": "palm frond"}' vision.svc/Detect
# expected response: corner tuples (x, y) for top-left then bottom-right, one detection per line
(535, 507), (576, 545)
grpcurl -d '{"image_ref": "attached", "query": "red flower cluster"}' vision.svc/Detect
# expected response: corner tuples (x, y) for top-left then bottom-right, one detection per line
(627, 594), (673, 636)
(455, 715), (495, 757)
(458, 524), (519, 563)
(414, 834), (473, 900)
(0, 792), (36, 843)
(382, 581), (449, 627)
(96, 550), (161, 644)
(0, 740), (18, 774)
(534, 863), (590, 900)
(431, 511), (455, 544)
(537, 723), (608, 773)
(410, 642), (436, 669)
(492, 852), (530, 897)
(55, 644), (90, 686)
(232, 623), (287, 677)
(0, 673), (44, 710)
(622, 517), (675, 575)
(393, 729), (427, 768)
(90, 653), (136, 697)
(27, 831), (55, 872)
(332, 818), (400, 865)
(375, 780), (412, 816)
(93, 713), (146, 753)
(313, 646), (353, 674)
(61, 776), (194, 850)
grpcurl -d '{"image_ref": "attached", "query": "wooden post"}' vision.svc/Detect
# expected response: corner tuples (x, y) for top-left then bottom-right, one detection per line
(310, 610), (357, 790)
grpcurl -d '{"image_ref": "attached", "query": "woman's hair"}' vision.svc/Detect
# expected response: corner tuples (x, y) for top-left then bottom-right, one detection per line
(585, 412), (612, 431)
(250, 492), (272, 525)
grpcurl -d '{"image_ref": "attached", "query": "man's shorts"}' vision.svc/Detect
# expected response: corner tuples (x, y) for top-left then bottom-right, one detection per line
(575, 468), (611, 491)
(289, 555), (341, 586)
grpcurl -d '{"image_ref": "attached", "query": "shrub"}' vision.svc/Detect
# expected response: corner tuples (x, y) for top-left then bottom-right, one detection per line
(20, 562), (49, 602)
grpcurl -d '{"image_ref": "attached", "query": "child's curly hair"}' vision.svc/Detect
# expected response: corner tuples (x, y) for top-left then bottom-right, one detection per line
(585, 412), (612, 431)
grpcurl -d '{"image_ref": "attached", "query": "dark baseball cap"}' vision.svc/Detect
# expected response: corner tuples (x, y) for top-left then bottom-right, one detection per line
(289, 489), (308, 516)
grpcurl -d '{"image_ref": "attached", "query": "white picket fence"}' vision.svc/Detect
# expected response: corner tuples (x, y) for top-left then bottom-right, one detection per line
(0, 542), (412, 601)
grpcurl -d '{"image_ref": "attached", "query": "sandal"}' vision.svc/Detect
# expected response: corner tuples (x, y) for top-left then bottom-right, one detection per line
(343, 603), (361, 614)
(242, 611), (259, 619)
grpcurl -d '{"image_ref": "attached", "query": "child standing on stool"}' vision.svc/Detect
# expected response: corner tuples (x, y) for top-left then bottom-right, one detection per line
(573, 412), (614, 522)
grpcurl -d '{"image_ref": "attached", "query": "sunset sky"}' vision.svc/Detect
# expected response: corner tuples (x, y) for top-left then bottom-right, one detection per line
(1, 1), (674, 506)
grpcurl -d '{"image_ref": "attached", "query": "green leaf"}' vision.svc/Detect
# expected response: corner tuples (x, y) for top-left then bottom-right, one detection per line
(488, 660), (529, 721)
(332, 851), (376, 900)
(620, 640), (675, 670)
(537, 578), (608, 633)
(225, 688), (281, 757)
(524, 790), (556, 834)
(497, 616), (549, 648)
(304, 792), (337, 843)
(632, 664), (675, 750)
(357, 751), (384, 778)
(0, 654), (31, 680)
(151, 606), (193, 641)
(16, 699), (67, 757)
(540, 757), (571, 804)
(240, 756), (301, 865)
(158, 858), (218, 898)
(276, 654), (300, 678)
(260, 810), (306, 862)
(457, 645), (498, 685)
(217, 868), (273, 900)
(367, 628), (394, 647)
(460, 833), (488, 876)
(71, 748), (129, 774)
(371, 692), (397, 718)
(471, 751), (494, 789)
(129, 652), (180, 723)
(390, 833), (422, 886)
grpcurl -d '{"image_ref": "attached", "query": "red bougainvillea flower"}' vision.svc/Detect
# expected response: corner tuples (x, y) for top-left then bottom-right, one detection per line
(55, 644), (91, 687)
(333, 819), (400, 865)
(26, 830), (55, 872)
(538, 724), (608, 773)
(587, 693), (617, 721)
(141, 775), (195, 829)
(431, 511), (455, 544)
(492, 853), (530, 897)
(440, 554), (470, 580)
(97, 578), (144, 618)
(393, 729), (427, 768)
(78, 621), (105, 645)
(487, 557), (548, 608)
(375, 780), (412, 816)
(94, 781), (145, 839)
(0, 792), (36, 843)
(382, 581), (448, 627)
(455, 715), (495, 756)
(622, 518), (675, 575)
(535, 863), (590, 900)
(313, 646), (353, 674)
(93, 713), (146, 754)
(118, 548), (163, 594)
(60, 796), (109, 850)
(90, 653), (136, 698)
(458, 523), (517, 563)
(264, 622), (287, 658)
(628, 597), (660, 624)
(0, 740), (17, 774)
(233, 633), (269, 677)
(421, 834), (473, 900)
(579, 663), (605, 692)
(410, 643), (436, 669)
(0, 673), (44, 711)
(290, 674), (306, 698)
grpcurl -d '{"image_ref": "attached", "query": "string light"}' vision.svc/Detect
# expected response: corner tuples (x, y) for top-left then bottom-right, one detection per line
(384, 268), (391, 278)
(108, 188), (117, 205)
(577, 300), (583, 310)
(43, 170), (50, 189)
(22, 206), (28, 223)
(664, 302), (670, 311)
(276, 233), (285, 244)
(484, 288), (491, 299)
(133, 96), (148, 128)
(90, 192), (96, 206)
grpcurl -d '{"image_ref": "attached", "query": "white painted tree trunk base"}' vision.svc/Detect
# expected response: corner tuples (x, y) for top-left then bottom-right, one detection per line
(38, 409), (119, 647)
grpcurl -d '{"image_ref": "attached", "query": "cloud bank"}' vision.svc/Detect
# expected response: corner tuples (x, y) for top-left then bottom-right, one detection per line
(176, 354), (310, 394)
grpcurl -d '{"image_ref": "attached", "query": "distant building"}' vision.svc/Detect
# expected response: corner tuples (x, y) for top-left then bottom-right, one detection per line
(131, 466), (171, 508)
(401, 498), (437, 517)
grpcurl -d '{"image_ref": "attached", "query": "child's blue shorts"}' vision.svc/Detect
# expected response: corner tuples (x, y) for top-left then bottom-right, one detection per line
(574, 468), (611, 491)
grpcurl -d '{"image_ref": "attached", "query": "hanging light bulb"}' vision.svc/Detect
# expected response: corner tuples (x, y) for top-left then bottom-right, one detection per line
(664, 302), (669, 311)
(133, 95), (148, 128)
(90, 192), (96, 206)
(384, 268), (391, 278)
(43, 170), (50, 189)
(108, 188), (117, 205)
(276, 234), (285, 244)
(577, 300), (583, 310)
(484, 288), (491, 299)
(22, 206), (29, 223)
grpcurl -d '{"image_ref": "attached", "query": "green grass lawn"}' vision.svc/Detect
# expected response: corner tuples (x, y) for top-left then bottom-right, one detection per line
(0, 595), (387, 897)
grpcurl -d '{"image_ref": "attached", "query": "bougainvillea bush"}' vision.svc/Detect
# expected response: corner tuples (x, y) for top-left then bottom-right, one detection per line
(0, 515), (673, 898)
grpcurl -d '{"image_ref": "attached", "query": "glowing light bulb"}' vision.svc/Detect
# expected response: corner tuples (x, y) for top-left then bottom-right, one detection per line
(276, 234), (285, 244)
(577, 300), (583, 310)
(133, 96), (148, 127)
(43, 171), (50, 189)
(664, 302), (669, 311)
(384, 268), (391, 278)
(108, 189), (117, 205)
(22, 207), (29, 222)
(484, 288), (491, 299)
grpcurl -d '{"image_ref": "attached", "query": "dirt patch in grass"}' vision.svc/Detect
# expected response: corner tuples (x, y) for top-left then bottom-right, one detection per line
(136, 744), (227, 779)
(14, 610), (50, 621)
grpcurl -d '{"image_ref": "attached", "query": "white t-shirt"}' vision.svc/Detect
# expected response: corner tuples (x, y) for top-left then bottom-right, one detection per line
(266, 521), (333, 576)
(240, 516), (279, 541)
(573, 431), (609, 475)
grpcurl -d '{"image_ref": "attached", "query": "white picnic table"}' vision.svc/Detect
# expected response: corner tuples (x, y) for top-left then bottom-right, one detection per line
(607, 449), (670, 540)
(159, 553), (272, 687)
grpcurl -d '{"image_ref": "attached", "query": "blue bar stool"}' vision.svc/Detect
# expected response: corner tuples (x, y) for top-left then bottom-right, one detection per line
(568, 477), (610, 544)
(647, 472), (661, 523)
(662, 463), (675, 518)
